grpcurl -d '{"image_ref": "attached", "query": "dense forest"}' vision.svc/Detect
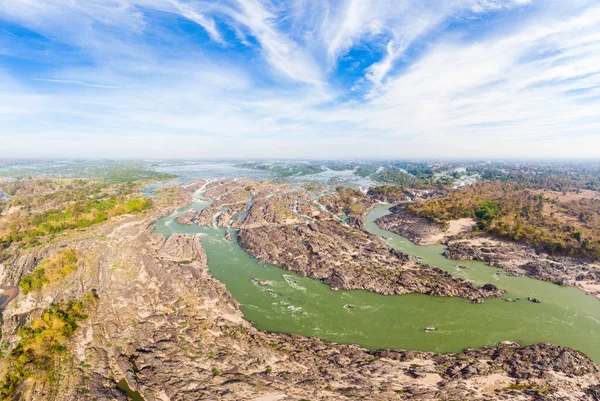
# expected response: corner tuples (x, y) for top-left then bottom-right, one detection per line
(469, 162), (600, 192)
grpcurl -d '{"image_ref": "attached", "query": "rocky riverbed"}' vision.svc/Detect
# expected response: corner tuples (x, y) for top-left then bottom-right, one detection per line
(375, 204), (476, 245)
(375, 205), (447, 244)
(445, 236), (600, 301)
(181, 180), (503, 300)
(1, 181), (599, 400)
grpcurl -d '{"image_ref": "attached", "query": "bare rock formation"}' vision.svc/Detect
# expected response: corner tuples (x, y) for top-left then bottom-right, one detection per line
(376, 205), (447, 245)
(238, 220), (504, 300)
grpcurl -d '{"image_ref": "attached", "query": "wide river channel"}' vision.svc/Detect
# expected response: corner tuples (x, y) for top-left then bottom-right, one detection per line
(154, 197), (600, 363)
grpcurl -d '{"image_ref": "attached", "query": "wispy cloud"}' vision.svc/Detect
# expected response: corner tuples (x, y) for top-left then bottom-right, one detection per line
(222, 0), (324, 85)
(0, 0), (599, 159)
(33, 78), (122, 89)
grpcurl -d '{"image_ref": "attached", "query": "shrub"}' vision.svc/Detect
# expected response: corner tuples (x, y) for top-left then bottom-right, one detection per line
(0, 293), (96, 397)
(19, 249), (79, 294)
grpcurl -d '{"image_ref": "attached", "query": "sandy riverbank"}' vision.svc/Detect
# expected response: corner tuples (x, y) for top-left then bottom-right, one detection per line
(0, 286), (18, 310)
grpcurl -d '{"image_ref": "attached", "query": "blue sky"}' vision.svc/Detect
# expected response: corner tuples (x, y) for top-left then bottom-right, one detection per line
(0, 0), (599, 159)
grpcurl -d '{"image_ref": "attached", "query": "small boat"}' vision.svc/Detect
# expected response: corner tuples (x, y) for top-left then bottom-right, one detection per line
(424, 327), (436, 332)
(343, 304), (355, 309)
(527, 297), (542, 304)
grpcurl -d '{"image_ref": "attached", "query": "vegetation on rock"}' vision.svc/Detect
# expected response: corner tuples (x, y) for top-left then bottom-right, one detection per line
(0, 179), (152, 253)
(19, 249), (79, 295)
(0, 292), (97, 399)
(367, 185), (410, 201)
(407, 182), (600, 259)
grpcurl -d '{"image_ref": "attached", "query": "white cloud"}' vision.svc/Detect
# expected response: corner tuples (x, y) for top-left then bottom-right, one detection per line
(32, 79), (122, 89)
(317, 0), (537, 89)
(1, 0), (600, 159)
(345, 4), (600, 156)
(222, 0), (324, 85)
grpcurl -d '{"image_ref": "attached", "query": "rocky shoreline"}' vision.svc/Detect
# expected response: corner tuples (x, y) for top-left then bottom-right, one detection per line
(375, 204), (446, 244)
(0, 285), (17, 311)
(0, 180), (599, 400)
(445, 236), (600, 300)
(2, 194), (598, 399)
(179, 180), (503, 301)
(237, 221), (503, 300)
(376, 204), (600, 301)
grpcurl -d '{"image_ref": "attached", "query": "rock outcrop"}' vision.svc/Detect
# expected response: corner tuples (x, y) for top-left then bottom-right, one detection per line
(175, 210), (199, 225)
(4, 210), (596, 400)
(445, 236), (600, 299)
(238, 220), (504, 300)
(375, 202), (600, 300)
(376, 205), (446, 245)
(158, 233), (206, 263)
(1, 180), (598, 400)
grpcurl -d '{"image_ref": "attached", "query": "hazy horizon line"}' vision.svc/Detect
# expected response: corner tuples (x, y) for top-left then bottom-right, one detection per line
(2, 157), (600, 164)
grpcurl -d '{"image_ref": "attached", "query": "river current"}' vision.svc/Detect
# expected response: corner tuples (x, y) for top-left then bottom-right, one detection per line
(154, 196), (600, 363)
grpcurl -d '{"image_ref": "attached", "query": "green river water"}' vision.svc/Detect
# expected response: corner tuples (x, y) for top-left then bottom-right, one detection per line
(154, 199), (600, 363)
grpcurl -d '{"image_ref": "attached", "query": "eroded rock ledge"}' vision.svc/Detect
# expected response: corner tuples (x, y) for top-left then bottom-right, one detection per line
(375, 204), (445, 245)
(178, 180), (504, 301)
(238, 220), (503, 300)
(376, 203), (600, 300)
(445, 237), (600, 300)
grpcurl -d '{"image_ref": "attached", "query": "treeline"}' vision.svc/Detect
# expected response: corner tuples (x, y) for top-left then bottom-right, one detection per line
(367, 185), (411, 202)
(372, 166), (434, 188)
(0, 161), (176, 182)
(470, 162), (600, 192)
(408, 182), (600, 260)
(236, 162), (325, 177)
(368, 185), (407, 197)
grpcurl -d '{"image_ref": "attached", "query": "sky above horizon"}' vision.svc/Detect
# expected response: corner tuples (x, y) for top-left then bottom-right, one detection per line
(1, 0), (599, 159)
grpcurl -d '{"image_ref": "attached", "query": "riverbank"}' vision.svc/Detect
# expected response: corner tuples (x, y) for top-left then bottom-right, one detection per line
(123, 197), (600, 400)
(237, 221), (503, 300)
(377, 204), (600, 301)
(0, 286), (17, 310)
(375, 204), (476, 245)
(445, 235), (600, 301)
(162, 182), (600, 364)
(1, 179), (599, 400)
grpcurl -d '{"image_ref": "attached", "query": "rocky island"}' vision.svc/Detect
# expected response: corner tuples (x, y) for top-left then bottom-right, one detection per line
(177, 180), (503, 300)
